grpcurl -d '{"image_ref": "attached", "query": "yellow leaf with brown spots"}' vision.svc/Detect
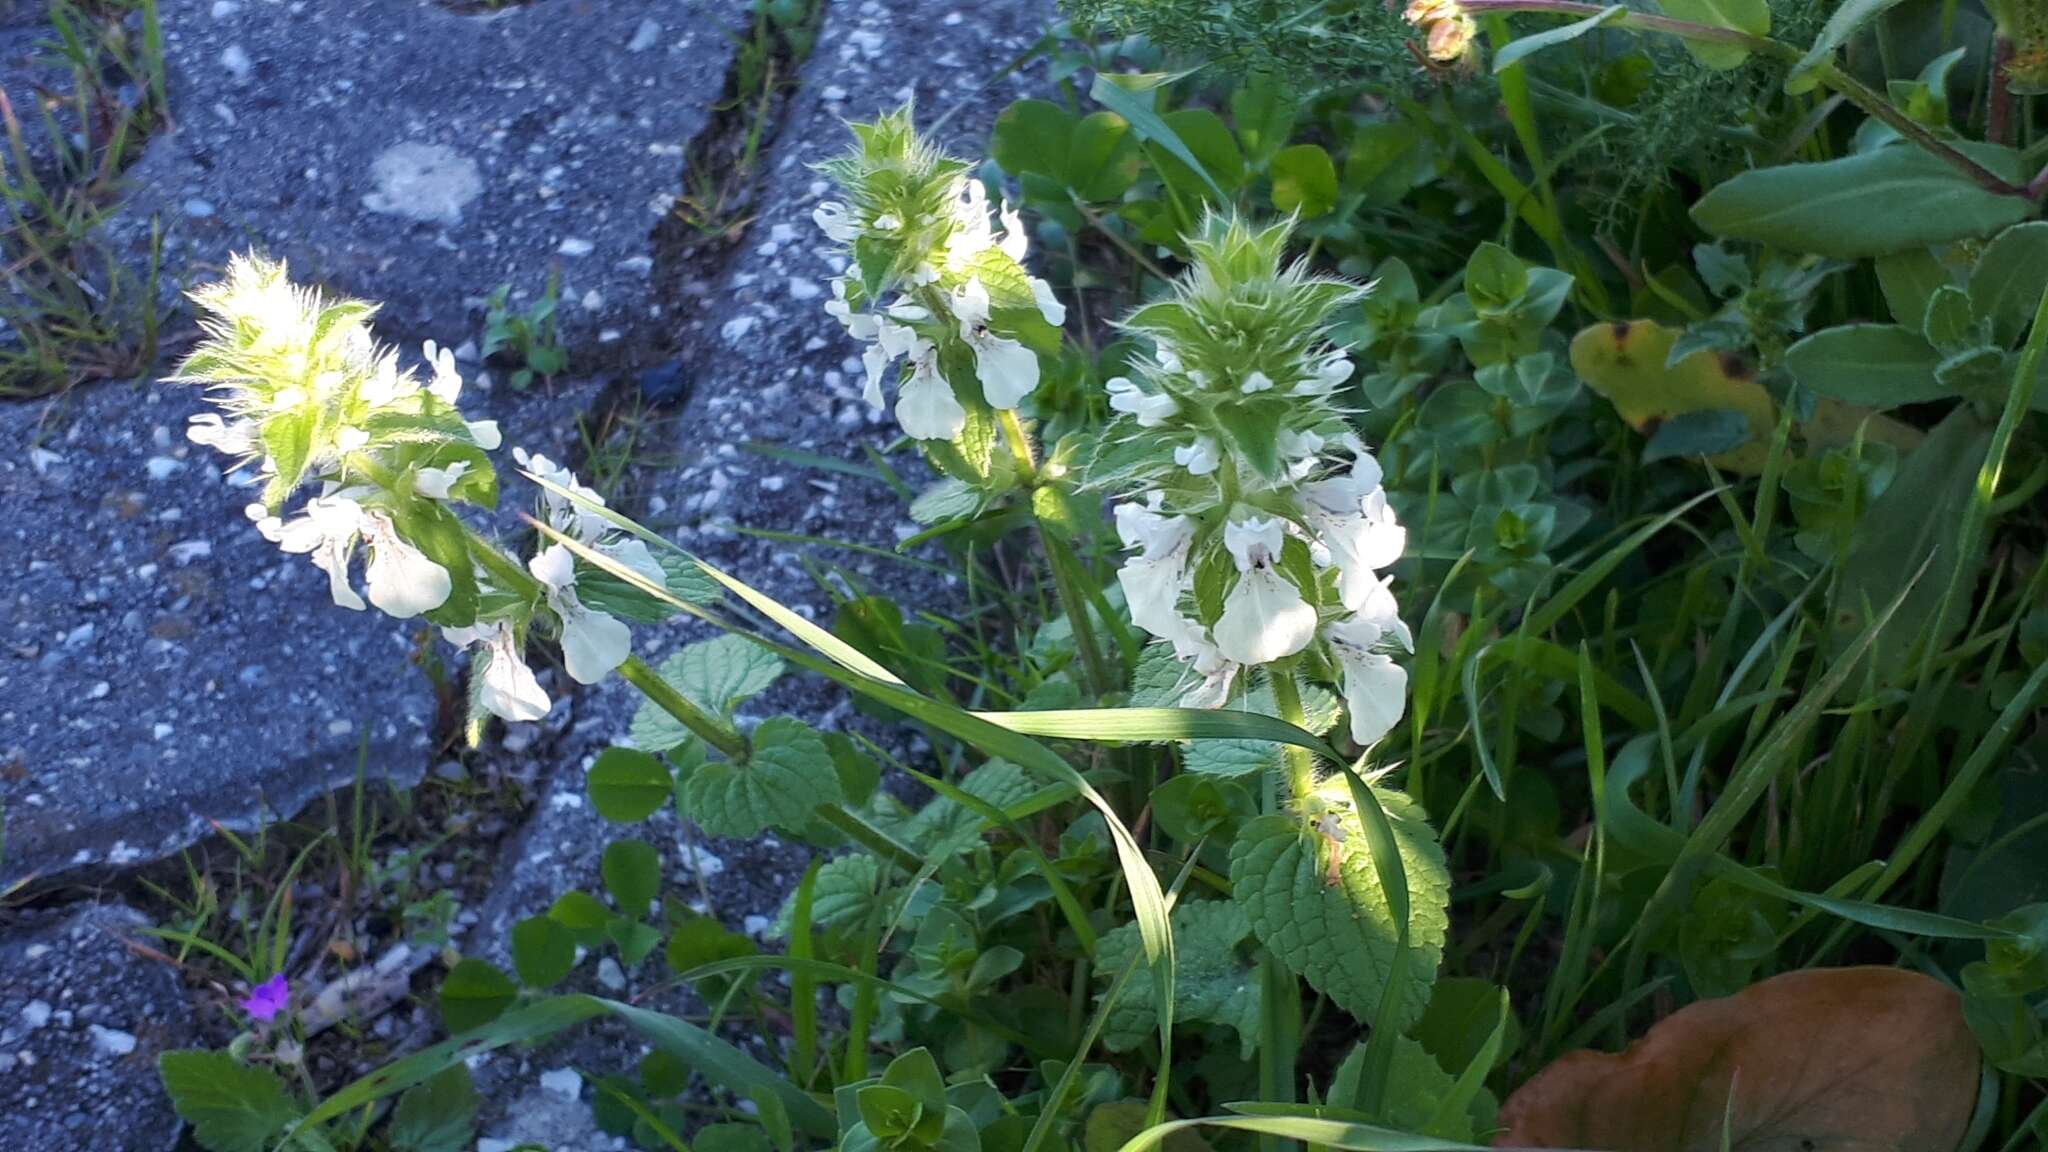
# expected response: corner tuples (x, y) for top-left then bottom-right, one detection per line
(1569, 319), (1779, 473)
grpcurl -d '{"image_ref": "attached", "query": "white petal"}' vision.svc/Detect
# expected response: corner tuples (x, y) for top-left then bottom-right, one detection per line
(1214, 564), (1317, 667)
(414, 462), (469, 500)
(895, 358), (966, 441)
(1174, 436), (1220, 476)
(528, 541), (578, 591)
(559, 604), (631, 684)
(479, 625), (551, 722)
(1223, 516), (1286, 571)
(1107, 376), (1179, 427)
(1117, 553), (1189, 639)
(601, 537), (668, 587)
(362, 512), (452, 619)
(425, 340), (463, 404)
(999, 203), (1029, 262)
(465, 419), (502, 450)
(1241, 370), (1274, 394)
(1030, 277), (1066, 326)
(1113, 502), (1192, 556)
(813, 201), (861, 243)
(951, 278), (992, 329)
(860, 343), (891, 410)
(1339, 649), (1407, 746)
(973, 333), (1039, 409)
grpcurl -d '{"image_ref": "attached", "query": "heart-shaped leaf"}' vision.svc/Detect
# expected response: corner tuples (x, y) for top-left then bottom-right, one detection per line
(1496, 966), (1980, 1151)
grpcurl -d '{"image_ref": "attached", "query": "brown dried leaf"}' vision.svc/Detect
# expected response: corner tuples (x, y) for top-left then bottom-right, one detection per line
(1497, 966), (1980, 1151)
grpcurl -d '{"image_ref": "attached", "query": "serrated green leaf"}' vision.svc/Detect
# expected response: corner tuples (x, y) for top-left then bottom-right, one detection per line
(588, 747), (674, 822)
(1095, 900), (1261, 1058)
(158, 1051), (301, 1152)
(438, 959), (517, 1034)
(389, 1066), (480, 1152)
(1230, 784), (1448, 1030)
(1184, 675), (1341, 778)
(631, 636), (786, 750)
(902, 759), (1038, 848)
(910, 478), (981, 525)
(775, 853), (884, 938)
(679, 717), (844, 838)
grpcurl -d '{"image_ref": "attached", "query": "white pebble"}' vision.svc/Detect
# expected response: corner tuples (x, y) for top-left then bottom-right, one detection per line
(539, 1067), (582, 1101)
(88, 1026), (137, 1058)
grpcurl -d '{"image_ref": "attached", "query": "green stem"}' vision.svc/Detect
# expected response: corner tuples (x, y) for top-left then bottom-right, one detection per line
(619, 654), (749, 760)
(618, 657), (923, 872)
(1270, 661), (1318, 804)
(997, 407), (1039, 479)
(1041, 523), (1116, 697)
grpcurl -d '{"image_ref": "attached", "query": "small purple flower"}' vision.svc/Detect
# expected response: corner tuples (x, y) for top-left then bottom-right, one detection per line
(241, 973), (290, 1023)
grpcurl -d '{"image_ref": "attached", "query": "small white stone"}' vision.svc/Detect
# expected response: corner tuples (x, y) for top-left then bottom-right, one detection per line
(219, 44), (252, 81)
(557, 237), (594, 257)
(362, 142), (482, 226)
(88, 1026), (137, 1058)
(596, 958), (626, 992)
(721, 315), (758, 344)
(580, 289), (603, 312)
(627, 17), (661, 52)
(28, 447), (63, 474)
(478, 1141), (517, 1152)
(743, 915), (772, 937)
(539, 1067), (582, 1101)
(152, 723), (174, 741)
(169, 539), (213, 564)
(145, 456), (185, 480)
(88, 682), (110, 700)
(182, 198), (216, 219)
(210, 0), (239, 15)
(20, 1001), (50, 1030)
(787, 278), (820, 301)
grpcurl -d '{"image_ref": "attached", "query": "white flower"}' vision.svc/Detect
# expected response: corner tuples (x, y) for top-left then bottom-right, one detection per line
(951, 278), (1039, 409)
(1325, 613), (1408, 746)
(357, 353), (415, 408)
(997, 200), (1029, 263)
(514, 448), (608, 542)
(895, 346), (966, 440)
(1106, 376), (1179, 427)
(528, 542), (632, 684)
(1241, 370), (1275, 394)
(358, 509), (453, 618)
(1294, 354), (1353, 396)
(423, 339), (503, 448)
(262, 494), (369, 612)
(863, 314), (927, 410)
(414, 461), (470, 500)
(1302, 474), (1405, 612)
(1175, 436), (1221, 476)
(1114, 501), (1195, 639)
(445, 620), (550, 722)
(826, 278), (879, 341)
(1213, 517), (1317, 666)
(262, 494), (450, 618)
(187, 413), (260, 458)
(814, 201), (861, 243)
(1277, 429), (1324, 460)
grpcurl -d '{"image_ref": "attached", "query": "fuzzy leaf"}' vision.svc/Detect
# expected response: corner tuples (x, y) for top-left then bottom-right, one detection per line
(1094, 899), (1262, 1058)
(1497, 967), (1979, 1151)
(1691, 146), (2031, 258)
(158, 1051), (301, 1152)
(631, 637), (785, 751)
(679, 717), (844, 838)
(389, 1066), (480, 1152)
(1230, 784), (1449, 1029)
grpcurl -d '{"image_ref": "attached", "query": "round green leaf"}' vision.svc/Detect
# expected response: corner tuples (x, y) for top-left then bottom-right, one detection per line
(1968, 220), (2048, 346)
(991, 99), (1074, 182)
(602, 839), (663, 918)
(1269, 144), (1338, 218)
(438, 958), (517, 1034)
(510, 916), (577, 990)
(587, 747), (674, 823)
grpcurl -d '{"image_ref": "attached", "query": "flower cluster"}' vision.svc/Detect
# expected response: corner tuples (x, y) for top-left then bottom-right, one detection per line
(813, 107), (1064, 443)
(1403, 0), (1477, 64)
(178, 255), (675, 730)
(1098, 215), (1412, 746)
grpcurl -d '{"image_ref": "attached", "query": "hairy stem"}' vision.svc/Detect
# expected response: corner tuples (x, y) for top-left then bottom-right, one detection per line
(1270, 662), (1319, 805)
